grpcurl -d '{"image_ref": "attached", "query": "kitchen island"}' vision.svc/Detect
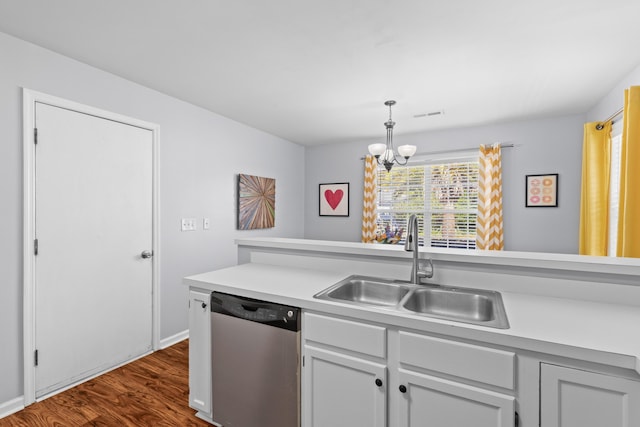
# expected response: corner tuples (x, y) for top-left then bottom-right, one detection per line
(185, 238), (640, 427)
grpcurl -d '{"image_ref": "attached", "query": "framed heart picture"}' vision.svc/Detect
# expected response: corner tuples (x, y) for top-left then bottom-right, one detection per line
(319, 183), (349, 217)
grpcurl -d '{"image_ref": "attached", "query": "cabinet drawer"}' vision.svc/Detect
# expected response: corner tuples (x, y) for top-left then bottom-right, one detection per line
(399, 331), (515, 390)
(304, 312), (386, 358)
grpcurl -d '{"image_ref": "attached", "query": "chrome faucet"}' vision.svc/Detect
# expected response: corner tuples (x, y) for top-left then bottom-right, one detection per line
(404, 214), (434, 284)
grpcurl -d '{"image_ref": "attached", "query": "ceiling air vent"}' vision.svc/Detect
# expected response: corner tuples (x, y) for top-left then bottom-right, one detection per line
(413, 110), (444, 118)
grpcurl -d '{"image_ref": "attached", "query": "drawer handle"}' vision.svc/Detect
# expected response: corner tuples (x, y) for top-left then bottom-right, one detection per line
(399, 384), (407, 393)
(375, 378), (383, 387)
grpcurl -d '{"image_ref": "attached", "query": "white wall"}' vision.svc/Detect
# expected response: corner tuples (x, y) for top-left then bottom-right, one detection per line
(0, 32), (304, 406)
(304, 114), (585, 254)
(586, 62), (640, 122)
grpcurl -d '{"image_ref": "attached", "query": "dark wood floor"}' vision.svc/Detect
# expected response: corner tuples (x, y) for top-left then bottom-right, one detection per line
(1, 340), (210, 426)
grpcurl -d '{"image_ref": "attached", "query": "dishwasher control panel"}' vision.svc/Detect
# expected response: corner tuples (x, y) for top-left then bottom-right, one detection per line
(210, 292), (300, 331)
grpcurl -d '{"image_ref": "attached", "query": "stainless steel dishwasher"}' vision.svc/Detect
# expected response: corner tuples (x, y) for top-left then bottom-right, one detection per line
(210, 292), (300, 427)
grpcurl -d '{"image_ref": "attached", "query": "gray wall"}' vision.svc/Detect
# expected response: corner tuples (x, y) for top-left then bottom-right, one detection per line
(305, 114), (585, 254)
(0, 32), (304, 405)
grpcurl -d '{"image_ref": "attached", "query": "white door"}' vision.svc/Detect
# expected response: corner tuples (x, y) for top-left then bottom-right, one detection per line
(303, 345), (387, 427)
(397, 369), (515, 427)
(541, 363), (640, 427)
(188, 289), (212, 417)
(34, 102), (153, 397)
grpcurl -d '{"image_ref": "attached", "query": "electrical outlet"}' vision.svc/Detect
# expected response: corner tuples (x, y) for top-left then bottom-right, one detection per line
(203, 218), (210, 230)
(181, 218), (197, 231)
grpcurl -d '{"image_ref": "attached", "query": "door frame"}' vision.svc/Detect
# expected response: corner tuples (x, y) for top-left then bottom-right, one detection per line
(22, 88), (161, 405)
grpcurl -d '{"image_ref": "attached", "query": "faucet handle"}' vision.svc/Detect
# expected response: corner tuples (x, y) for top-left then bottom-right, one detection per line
(417, 258), (434, 280)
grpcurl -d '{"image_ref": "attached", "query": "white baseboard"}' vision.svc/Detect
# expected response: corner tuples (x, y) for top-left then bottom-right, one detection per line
(0, 396), (25, 420)
(160, 329), (189, 349)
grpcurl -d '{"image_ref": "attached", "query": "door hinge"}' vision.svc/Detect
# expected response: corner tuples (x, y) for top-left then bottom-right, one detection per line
(34, 239), (38, 256)
(35, 349), (38, 366)
(34, 128), (38, 145)
(515, 411), (519, 427)
(302, 355), (305, 367)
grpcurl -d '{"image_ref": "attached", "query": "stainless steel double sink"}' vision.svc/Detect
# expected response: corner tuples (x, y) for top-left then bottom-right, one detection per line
(314, 275), (509, 329)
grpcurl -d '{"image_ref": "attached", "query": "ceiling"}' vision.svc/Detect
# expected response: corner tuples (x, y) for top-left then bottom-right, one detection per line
(1, 1), (640, 146)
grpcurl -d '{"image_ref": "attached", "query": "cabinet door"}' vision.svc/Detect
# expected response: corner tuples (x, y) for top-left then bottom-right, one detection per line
(304, 345), (386, 427)
(541, 363), (640, 427)
(188, 289), (211, 416)
(398, 369), (515, 427)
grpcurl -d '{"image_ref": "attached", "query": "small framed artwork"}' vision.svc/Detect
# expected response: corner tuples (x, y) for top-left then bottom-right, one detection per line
(319, 183), (349, 216)
(526, 174), (558, 207)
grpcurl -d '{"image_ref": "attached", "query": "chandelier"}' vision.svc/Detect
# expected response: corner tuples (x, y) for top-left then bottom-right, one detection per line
(368, 100), (417, 172)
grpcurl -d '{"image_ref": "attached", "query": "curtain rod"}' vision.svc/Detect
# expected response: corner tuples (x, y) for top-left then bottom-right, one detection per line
(596, 107), (623, 130)
(360, 143), (514, 160)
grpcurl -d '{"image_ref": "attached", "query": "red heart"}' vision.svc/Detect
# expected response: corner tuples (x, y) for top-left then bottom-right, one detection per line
(324, 189), (344, 210)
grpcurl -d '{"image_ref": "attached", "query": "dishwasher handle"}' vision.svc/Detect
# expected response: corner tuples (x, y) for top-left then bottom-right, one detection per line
(211, 292), (300, 332)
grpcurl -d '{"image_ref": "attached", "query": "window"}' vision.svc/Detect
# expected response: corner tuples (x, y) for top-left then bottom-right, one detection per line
(608, 120), (623, 257)
(376, 155), (479, 249)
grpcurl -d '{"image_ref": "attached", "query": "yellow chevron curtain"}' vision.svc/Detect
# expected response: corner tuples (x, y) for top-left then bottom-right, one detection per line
(578, 121), (611, 256)
(617, 86), (640, 257)
(476, 144), (504, 250)
(361, 155), (378, 243)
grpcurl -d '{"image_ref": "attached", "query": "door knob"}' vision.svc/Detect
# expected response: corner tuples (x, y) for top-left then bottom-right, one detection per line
(141, 250), (153, 259)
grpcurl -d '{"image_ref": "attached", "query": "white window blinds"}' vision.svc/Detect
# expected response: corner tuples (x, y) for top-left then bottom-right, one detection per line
(376, 164), (426, 244)
(426, 161), (479, 249)
(376, 155), (479, 249)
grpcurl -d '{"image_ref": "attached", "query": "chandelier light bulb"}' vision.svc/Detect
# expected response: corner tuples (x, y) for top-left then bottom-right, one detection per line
(368, 143), (386, 157)
(398, 144), (417, 158)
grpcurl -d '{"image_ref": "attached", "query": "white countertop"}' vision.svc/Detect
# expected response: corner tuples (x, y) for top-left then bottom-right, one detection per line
(185, 262), (640, 375)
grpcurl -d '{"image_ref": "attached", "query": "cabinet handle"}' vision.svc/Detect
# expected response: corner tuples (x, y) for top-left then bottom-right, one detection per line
(375, 378), (383, 387)
(399, 385), (407, 393)
(515, 411), (519, 427)
(201, 302), (207, 310)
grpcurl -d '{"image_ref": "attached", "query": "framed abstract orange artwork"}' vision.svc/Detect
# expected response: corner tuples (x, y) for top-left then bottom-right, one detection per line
(238, 174), (275, 229)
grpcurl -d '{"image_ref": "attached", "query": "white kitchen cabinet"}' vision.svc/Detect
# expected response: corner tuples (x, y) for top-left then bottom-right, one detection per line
(303, 312), (518, 427)
(303, 312), (388, 427)
(540, 363), (640, 427)
(188, 289), (212, 418)
(396, 329), (516, 427)
(397, 368), (515, 427)
(304, 346), (387, 427)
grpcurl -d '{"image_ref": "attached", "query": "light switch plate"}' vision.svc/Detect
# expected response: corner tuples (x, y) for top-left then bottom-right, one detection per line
(203, 218), (210, 230)
(181, 218), (197, 231)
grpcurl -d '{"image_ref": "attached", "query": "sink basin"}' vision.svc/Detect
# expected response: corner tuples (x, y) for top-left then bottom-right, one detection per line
(314, 275), (410, 307)
(314, 275), (510, 329)
(402, 287), (509, 329)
